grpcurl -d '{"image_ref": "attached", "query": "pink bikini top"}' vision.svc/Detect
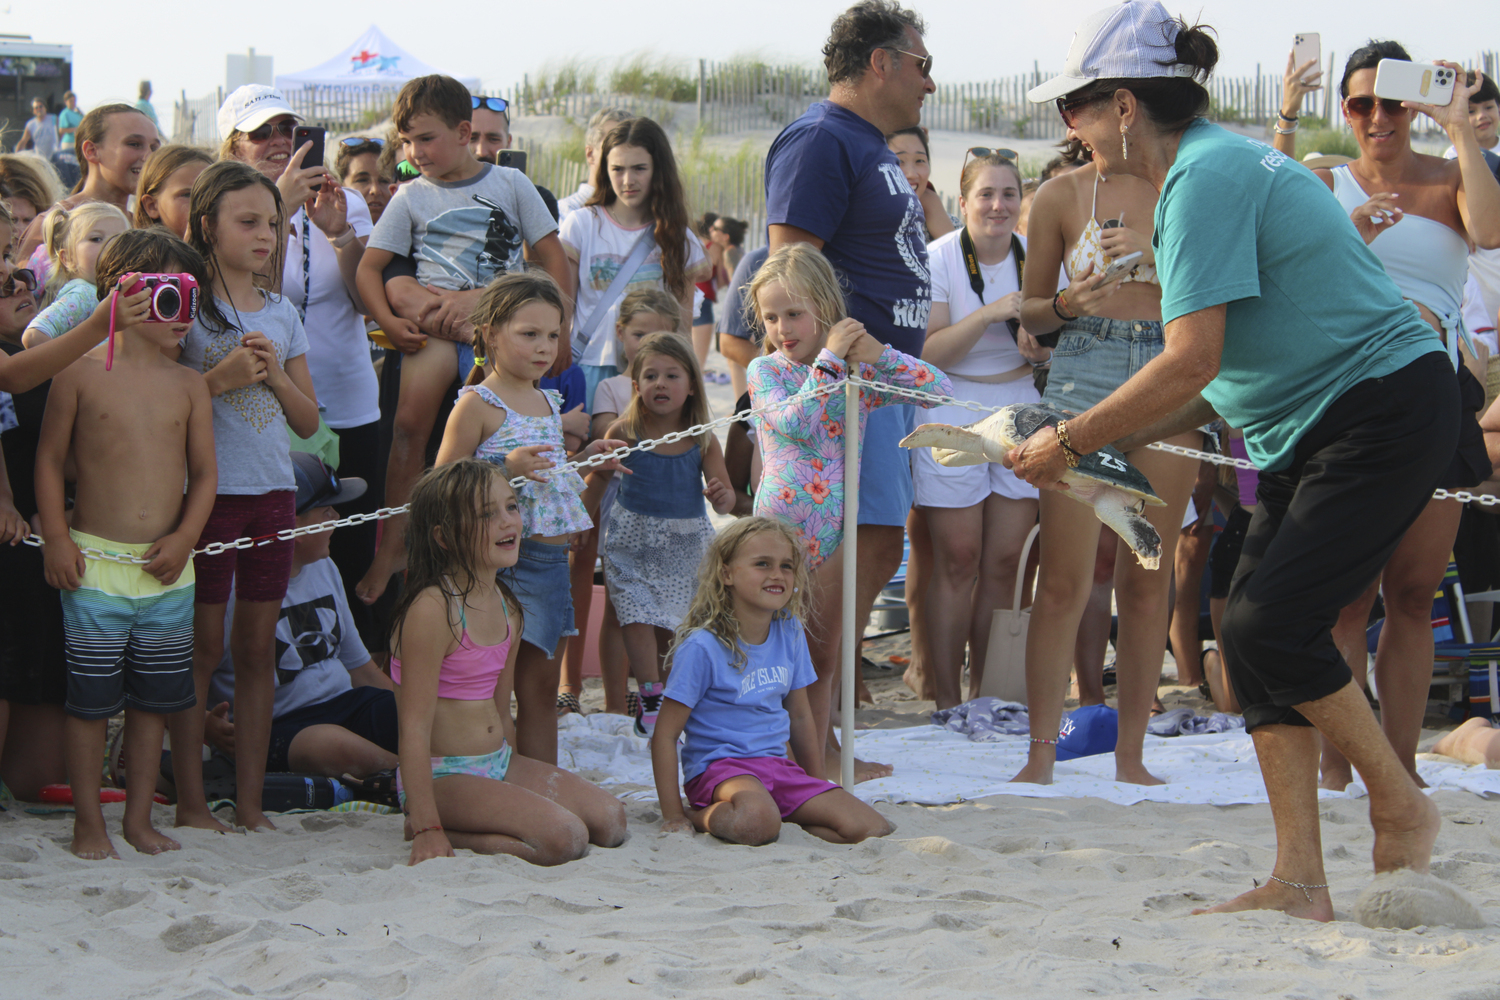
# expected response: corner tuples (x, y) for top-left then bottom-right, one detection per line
(390, 590), (512, 700)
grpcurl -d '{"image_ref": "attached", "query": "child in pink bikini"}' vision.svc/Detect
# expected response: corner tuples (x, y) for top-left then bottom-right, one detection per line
(390, 460), (625, 867)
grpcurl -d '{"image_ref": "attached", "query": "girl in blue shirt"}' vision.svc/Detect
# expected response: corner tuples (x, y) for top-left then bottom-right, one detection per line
(650, 517), (893, 845)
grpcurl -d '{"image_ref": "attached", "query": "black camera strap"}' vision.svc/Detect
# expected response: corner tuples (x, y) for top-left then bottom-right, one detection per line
(960, 226), (1025, 341)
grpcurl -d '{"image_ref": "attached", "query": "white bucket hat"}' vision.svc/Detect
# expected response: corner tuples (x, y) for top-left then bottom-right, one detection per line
(1027, 0), (1197, 105)
(217, 84), (301, 138)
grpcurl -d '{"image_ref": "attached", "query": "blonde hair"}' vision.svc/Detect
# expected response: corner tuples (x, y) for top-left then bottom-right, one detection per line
(616, 285), (682, 335)
(466, 269), (568, 385)
(669, 518), (810, 672)
(747, 243), (848, 355)
(134, 144), (213, 229)
(0, 153), (63, 215)
(620, 332), (711, 448)
(41, 201), (130, 300)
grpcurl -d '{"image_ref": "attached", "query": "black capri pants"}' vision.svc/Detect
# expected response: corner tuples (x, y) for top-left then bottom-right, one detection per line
(1221, 352), (1459, 731)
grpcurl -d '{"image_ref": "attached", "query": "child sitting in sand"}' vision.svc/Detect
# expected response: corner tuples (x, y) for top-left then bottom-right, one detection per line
(391, 460), (626, 867)
(651, 517), (893, 845)
(35, 229), (217, 859)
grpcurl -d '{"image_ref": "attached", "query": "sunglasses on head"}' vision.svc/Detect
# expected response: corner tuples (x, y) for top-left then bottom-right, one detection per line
(339, 136), (385, 151)
(471, 96), (510, 114)
(886, 47), (934, 78)
(1344, 96), (1410, 119)
(0, 268), (36, 300)
(1056, 92), (1109, 127)
(245, 120), (296, 142)
(963, 146), (1019, 169)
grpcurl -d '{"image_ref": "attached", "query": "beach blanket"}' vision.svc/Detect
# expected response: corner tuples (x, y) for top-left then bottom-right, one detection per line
(557, 713), (1500, 807)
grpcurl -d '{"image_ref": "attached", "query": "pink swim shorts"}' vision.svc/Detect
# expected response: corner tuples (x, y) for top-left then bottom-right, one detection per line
(683, 756), (839, 818)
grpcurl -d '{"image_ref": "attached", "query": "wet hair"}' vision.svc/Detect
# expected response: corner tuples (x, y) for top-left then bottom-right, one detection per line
(0, 153), (63, 215)
(93, 227), (209, 304)
(71, 103), (151, 196)
(619, 331), (712, 448)
(669, 517), (811, 672)
(134, 145), (214, 229)
(388, 459), (523, 654)
(959, 152), (1022, 200)
(585, 117), (692, 299)
(1067, 18), (1219, 134)
(41, 201), (130, 299)
(616, 285), (683, 334)
(585, 107), (634, 153)
(186, 159), (286, 334)
(466, 269), (568, 384)
(716, 216), (748, 247)
(1340, 41), (1411, 98)
(747, 242), (848, 353)
(886, 125), (930, 157)
(1471, 70), (1500, 106)
(335, 136), (390, 183)
(823, 0), (926, 86)
(394, 74), (471, 132)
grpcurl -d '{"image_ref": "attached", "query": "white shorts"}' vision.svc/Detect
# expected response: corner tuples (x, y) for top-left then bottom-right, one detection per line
(912, 375), (1041, 508)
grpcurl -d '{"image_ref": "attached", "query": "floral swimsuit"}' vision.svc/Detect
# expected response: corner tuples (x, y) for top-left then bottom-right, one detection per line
(748, 345), (951, 567)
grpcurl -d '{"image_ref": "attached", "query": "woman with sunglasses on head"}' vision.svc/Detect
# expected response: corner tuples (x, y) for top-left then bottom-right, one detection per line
(336, 136), (394, 225)
(913, 150), (1052, 710)
(1298, 44), (1500, 792)
(218, 85), (386, 647)
(1011, 22), (1202, 788)
(886, 126), (954, 239)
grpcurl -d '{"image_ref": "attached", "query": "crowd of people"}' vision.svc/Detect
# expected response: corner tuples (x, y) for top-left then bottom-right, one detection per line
(0, 0), (1497, 919)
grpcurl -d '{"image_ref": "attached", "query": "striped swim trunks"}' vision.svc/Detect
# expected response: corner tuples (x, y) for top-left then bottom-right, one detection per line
(61, 530), (197, 721)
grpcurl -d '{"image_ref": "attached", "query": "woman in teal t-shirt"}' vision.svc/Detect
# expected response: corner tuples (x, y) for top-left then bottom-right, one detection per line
(1013, 0), (1455, 924)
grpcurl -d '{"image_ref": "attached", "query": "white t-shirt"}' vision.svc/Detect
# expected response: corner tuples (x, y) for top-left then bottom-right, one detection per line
(556, 182), (594, 219)
(284, 189), (378, 429)
(559, 206), (708, 368)
(210, 558), (372, 718)
(927, 228), (1028, 378)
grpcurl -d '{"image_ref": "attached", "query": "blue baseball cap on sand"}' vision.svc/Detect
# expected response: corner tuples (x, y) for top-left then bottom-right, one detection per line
(1055, 704), (1119, 760)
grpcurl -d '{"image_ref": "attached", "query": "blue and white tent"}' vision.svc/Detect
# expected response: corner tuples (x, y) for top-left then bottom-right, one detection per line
(275, 25), (480, 94)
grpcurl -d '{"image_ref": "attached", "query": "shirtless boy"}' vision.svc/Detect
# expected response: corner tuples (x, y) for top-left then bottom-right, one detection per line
(35, 229), (217, 859)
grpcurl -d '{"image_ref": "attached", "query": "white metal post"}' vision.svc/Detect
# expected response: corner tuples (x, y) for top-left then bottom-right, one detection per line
(840, 380), (860, 790)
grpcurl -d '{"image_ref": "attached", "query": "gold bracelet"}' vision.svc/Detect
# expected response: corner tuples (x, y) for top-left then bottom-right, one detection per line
(1055, 420), (1082, 469)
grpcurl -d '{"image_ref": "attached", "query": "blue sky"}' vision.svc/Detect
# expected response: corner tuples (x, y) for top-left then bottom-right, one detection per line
(14, 0), (1499, 119)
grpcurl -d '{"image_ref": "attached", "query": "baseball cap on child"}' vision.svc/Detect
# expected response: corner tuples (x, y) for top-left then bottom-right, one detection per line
(291, 452), (366, 515)
(217, 84), (300, 137)
(1055, 703), (1119, 761)
(1027, 0), (1198, 104)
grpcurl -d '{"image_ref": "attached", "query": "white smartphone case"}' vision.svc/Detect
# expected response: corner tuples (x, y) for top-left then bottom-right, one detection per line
(1373, 59), (1456, 106)
(1292, 33), (1320, 74)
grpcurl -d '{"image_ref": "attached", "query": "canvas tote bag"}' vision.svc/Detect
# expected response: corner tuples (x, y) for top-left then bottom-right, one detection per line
(978, 522), (1041, 705)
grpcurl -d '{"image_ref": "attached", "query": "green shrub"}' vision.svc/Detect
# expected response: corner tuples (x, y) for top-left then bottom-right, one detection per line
(610, 53), (695, 102)
(1295, 128), (1361, 160)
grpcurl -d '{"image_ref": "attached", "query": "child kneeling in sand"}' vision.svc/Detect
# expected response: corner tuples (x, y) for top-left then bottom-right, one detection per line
(36, 229), (218, 859)
(391, 460), (626, 867)
(651, 518), (893, 845)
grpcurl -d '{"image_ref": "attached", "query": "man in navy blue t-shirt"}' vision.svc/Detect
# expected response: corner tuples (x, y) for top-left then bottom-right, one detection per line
(764, 0), (934, 782)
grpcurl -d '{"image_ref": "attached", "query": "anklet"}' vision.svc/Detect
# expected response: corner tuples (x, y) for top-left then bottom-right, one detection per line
(1269, 874), (1328, 905)
(1029, 736), (1058, 745)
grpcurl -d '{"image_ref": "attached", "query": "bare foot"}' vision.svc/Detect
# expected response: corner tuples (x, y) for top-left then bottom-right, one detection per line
(70, 827), (120, 860)
(822, 750), (893, 783)
(237, 808), (277, 833)
(1010, 760), (1055, 785)
(1371, 788), (1440, 876)
(175, 804), (232, 833)
(124, 822), (182, 856)
(1192, 877), (1333, 921)
(1115, 760), (1166, 786)
(901, 661), (935, 701)
(1319, 762), (1354, 792)
(855, 676), (874, 707)
(355, 546), (402, 605)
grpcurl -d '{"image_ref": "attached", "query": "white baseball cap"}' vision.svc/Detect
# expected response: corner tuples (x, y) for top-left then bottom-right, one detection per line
(217, 84), (301, 137)
(1027, 0), (1197, 105)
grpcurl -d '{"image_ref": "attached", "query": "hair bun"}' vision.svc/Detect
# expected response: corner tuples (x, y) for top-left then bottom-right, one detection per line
(1173, 20), (1220, 79)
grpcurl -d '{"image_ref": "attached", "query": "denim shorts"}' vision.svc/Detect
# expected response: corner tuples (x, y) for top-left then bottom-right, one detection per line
(1043, 316), (1165, 414)
(856, 404), (917, 527)
(502, 537), (576, 657)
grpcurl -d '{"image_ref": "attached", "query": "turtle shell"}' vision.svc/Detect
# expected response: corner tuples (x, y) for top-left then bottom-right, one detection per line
(1007, 403), (1161, 501)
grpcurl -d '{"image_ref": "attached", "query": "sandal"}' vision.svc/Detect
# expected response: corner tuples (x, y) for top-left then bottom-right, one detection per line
(557, 692), (582, 717)
(340, 769), (399, 808)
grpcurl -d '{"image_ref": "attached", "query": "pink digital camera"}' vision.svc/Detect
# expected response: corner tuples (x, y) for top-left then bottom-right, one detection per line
(124, 273), (200, 323)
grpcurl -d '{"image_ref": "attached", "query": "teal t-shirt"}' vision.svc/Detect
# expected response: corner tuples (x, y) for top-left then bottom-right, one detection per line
(1154, 121), (1443, 472)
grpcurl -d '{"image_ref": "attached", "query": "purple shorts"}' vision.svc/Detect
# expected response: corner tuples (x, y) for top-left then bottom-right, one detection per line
(683, 756), (839, 818)
(193, 492), (296, 605)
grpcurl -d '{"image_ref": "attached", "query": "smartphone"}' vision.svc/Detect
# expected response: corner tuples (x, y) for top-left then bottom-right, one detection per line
(292, 126), (327, 189)
(1097, 251), (1143, 285)
(1373, 59), (1456, 107)
(1292, 33), (1321, 76)
(497, 149), (528, 174)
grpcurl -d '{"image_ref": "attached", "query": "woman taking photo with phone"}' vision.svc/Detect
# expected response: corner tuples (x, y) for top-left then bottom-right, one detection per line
(1300, 43), (1500, 791)
(1011, 49), (1201, 788)
(218, 85), (383, 645)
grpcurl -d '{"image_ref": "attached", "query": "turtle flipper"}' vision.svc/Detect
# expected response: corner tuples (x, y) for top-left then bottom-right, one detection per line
(900, 425), (993, 467)
(1092, 489), (1163, 571)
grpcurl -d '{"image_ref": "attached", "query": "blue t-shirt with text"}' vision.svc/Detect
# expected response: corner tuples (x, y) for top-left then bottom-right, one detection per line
(765, 101), (931, 356)
(663, 617), (818, 781)
(1154, 121), (1443, 472)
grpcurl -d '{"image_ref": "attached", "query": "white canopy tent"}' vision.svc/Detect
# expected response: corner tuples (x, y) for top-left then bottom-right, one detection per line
(275, 24), (480, 95)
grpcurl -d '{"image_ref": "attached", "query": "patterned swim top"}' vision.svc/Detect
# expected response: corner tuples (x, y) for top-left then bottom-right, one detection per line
(460, 384), (592, 537)
(1066, 168), (1160, 287)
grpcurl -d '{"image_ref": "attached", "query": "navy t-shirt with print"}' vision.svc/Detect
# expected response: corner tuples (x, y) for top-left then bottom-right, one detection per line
(765, 101), (931, 357)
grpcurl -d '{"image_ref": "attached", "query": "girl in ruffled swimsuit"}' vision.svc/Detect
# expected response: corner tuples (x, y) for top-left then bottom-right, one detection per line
(391, 459), (626, 867)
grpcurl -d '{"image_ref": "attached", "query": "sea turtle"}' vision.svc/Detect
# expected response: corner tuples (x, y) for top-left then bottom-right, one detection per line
(900, 403), (1167, 569)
